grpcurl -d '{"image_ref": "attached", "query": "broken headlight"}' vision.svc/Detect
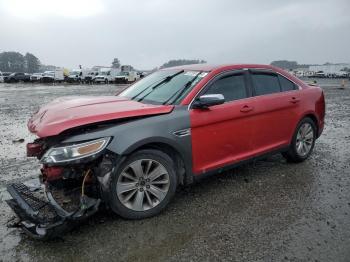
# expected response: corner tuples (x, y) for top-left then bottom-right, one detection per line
(40, 137), (111, 164)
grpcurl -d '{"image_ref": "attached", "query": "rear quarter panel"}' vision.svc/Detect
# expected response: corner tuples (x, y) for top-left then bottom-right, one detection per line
(294, 85), (325, 140)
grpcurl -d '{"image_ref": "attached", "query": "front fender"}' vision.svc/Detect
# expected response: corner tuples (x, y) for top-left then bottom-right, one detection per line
(60, 106), (193, 181)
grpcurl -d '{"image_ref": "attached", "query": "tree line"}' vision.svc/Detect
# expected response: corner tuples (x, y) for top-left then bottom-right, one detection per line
(0, 51), (41, 73)
(270, 60), (311, 70)
(111, 58), (207, 70)
(160, 59), (206, 69)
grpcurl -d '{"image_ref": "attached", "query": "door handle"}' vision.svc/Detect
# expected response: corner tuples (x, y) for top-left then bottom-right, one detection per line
(240, 105), (254, 112)
(289, 97), (300, 104)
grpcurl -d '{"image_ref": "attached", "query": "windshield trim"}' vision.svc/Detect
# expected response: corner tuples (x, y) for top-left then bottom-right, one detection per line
(119, 69), (207, 105)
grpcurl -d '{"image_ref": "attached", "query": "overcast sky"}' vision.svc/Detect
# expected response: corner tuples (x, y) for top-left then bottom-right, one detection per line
(0, 0), (349, 69)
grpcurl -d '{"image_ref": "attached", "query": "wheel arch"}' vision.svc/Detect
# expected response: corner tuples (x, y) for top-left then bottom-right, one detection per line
(288, 112), (320, 145)
(301, 112), (319, 137)
(121, 138), (193, 186)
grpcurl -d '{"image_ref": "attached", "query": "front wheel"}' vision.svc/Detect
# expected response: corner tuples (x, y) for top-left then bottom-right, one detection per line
(108, 149), (177, 219)
(282, 117), (316, 163)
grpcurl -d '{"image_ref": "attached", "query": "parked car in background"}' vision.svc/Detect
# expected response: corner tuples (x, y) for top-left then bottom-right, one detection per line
(334, 71), (349, 78)
(41, 69), (64, 83)
(67, 69), (87, 83)
(6, 64), (325, 240)
(5, 72), (31, 83)
(2, 72), (12, 82)
(84, 71), (99, 83)
(0, 71), (4, 83)
(94, 68), (119, 84)
(30, 73), (44, 82)
(137, 71), (147, 78)
(115, 71), (139, 83)
(314, 71), (326, 78)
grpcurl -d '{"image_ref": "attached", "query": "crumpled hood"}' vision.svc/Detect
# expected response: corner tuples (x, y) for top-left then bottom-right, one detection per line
(28, 96), (174, 137)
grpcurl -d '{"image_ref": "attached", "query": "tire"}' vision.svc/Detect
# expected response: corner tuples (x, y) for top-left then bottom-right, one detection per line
(282, 117), (317, 163)
(108, 149), (177, 219)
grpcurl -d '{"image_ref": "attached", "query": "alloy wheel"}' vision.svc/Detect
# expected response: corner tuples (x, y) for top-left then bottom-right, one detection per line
(116, 159), (170, 211)
(296, 122), (314, 156)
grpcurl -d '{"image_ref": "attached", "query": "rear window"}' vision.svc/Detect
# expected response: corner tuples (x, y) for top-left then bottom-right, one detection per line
(278, 75), (297, 91)
(251, 73), (281, 96)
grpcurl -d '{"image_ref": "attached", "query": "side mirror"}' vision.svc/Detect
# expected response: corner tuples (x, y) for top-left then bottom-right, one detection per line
(192, 94), (225, 109)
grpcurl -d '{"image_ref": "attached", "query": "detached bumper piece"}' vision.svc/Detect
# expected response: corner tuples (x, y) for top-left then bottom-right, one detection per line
(6, 183), (100, 240)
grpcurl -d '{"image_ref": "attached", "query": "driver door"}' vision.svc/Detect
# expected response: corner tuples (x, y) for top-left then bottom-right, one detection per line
(190, 70), (255, 174)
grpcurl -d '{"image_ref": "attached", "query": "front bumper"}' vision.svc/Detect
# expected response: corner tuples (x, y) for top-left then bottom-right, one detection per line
(6, 182), (100, 240)
(94, 78), (106, 82)
(66, 77), (79, 83)
(115, 78), (127, 83)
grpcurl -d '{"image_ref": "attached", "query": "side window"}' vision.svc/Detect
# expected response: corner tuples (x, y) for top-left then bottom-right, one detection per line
(251, 73), (281, 96)
(205, 74), (247, 102)
(278, 75), (297, 92)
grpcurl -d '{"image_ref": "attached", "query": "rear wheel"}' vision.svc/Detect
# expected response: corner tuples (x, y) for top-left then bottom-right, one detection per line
(282, 117), (316, 163)
(109, 149), (177, 219)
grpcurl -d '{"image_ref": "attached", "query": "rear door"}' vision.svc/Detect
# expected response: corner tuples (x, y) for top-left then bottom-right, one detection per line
(190, 70), (256, 174)
(247, 69), (301, 155)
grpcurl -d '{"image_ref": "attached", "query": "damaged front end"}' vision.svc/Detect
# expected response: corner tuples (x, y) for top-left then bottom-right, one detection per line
(6, 137), (115, 240)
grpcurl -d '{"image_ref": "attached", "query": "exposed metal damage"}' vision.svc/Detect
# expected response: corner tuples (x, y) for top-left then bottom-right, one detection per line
(6, 135), (118, 239)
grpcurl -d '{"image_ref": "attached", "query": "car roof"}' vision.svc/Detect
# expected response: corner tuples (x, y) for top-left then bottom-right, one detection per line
(161, 63), (307, 90)
(161, 63), (281, 72)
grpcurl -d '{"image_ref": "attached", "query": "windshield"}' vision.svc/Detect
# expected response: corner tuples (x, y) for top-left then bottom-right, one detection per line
(70, 71), (80, 75)
(119, 70), (207, 105)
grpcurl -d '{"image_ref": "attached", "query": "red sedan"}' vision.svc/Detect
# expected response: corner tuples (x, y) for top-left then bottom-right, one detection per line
(7, 64), (325, 239)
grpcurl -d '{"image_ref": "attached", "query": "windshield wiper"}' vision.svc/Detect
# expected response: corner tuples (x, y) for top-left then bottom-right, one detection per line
(135, 70), (184, 102)
(162, 71), (202, 105)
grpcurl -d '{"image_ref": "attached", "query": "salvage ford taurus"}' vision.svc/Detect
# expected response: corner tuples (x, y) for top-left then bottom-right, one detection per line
(6, 64), (325, 239)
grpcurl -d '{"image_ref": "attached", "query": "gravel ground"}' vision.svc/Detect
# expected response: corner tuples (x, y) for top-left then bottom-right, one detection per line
(0, 79), (349, 262)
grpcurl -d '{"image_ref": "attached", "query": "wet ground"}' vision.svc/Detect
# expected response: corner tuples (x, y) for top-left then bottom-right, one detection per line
(0, 79), (349, 261)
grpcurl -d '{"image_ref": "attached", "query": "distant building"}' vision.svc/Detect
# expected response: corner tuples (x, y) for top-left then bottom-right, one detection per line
(121, 65), (134, 72)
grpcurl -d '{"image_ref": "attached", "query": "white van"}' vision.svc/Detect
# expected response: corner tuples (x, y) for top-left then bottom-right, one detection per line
(115, 71), (139, 83)
(67, 69), (88, 83)
(94, 68), (120, 84)
(41, 69), (64, 83)
(84, 71), (99, 83)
